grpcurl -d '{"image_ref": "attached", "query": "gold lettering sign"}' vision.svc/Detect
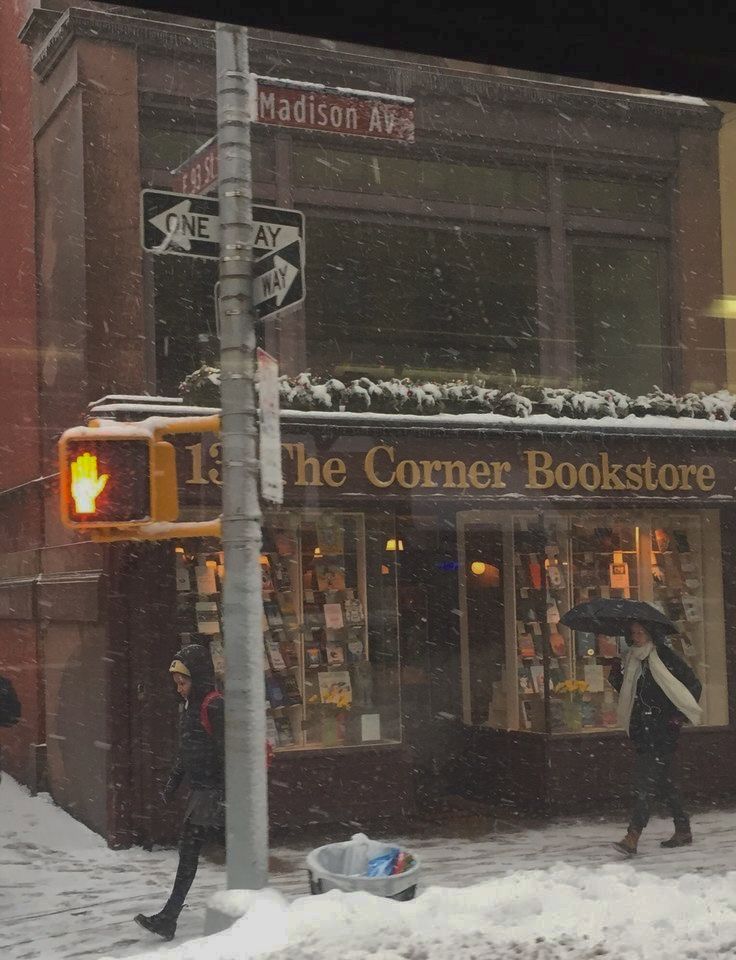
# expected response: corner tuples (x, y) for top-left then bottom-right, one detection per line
(180, 440), (719, 498)
(523, 450), (716, 494)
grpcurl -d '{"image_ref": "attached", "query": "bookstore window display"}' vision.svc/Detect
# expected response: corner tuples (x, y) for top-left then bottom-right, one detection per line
(172, 510), (401, 752)
(459, 509), (727, 735)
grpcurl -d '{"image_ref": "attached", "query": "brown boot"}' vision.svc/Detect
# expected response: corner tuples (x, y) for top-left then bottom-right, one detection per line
(612, 828), (641, 858)
(660, 829), (692, 848)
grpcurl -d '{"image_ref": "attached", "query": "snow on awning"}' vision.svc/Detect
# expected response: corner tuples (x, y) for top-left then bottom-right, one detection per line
(87, 390), (736, 437)
(175, 369), (736, 434)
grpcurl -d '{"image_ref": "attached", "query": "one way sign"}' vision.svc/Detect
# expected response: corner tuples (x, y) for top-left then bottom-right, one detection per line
(254, 255), (300, 309)
(250, 205), (305, 320)
(141, 190), (221, 258)
(141, 190), (306, 319)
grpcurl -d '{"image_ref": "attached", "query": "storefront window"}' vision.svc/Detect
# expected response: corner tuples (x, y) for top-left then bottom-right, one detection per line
(459, 509), (727, 735)
(172, 510), (401, 752)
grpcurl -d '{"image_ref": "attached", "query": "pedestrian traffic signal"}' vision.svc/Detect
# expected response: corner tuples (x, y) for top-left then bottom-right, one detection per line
(59, 429), (178, 530)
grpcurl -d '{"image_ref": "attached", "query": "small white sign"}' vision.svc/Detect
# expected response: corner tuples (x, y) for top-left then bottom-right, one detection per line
(257, 348), (283, 504)
(361, 714), (381, 742)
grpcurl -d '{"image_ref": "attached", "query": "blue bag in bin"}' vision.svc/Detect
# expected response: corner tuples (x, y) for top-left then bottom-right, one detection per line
(365, 848), (400, 877)
(306, 833), (421, 900)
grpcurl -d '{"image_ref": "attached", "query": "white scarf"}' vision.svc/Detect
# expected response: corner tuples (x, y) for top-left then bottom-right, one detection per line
(616, 640), (702, 733)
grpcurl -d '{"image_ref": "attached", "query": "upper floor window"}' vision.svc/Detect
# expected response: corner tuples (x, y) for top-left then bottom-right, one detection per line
(305, 218), (540, 381)
(294, 144), (546, 208)
(570, 240), (668, 395)
(294, 144), (671, 392)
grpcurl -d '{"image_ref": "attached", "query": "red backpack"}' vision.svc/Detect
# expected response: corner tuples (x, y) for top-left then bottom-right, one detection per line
(199, 690), (273, 768)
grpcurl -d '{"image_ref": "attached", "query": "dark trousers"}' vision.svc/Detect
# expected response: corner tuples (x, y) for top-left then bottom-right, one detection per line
(162, 819), (207, 919)
(629, 747), (690, 834)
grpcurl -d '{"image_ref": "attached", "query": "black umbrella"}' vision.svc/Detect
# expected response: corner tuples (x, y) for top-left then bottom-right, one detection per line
(559, 598), (678, 637)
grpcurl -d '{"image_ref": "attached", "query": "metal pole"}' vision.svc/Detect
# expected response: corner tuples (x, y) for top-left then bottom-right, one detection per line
(216, 22), (269, 890)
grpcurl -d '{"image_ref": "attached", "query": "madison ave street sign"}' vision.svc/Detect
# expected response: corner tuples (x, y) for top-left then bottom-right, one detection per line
(170, 80), (413, 200)
(170, 79), (413, 201)
(141, 190), (305, 319)
(250, 75), (415, 142)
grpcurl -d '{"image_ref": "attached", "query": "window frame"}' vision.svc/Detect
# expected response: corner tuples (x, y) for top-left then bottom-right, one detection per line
(565, 233), (673, 392)
(283, 131), (675, 390)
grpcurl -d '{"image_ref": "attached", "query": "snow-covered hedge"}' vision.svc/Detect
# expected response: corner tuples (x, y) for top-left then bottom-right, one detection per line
(179, 364), (736, 421)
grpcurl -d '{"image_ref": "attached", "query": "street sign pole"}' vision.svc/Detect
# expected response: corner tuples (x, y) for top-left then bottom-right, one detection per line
(216, 22), (269, 891)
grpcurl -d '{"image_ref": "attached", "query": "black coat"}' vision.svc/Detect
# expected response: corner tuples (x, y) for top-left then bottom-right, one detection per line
(609, 644), (702, 752)
(165, 645), (224, 798)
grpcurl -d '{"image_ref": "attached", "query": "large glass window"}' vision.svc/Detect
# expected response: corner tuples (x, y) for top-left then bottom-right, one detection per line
(305, 219), (541, 381)
(171, 510), (401, 752)
(570, 241), (668, 394)
(459, 509), (727, 735)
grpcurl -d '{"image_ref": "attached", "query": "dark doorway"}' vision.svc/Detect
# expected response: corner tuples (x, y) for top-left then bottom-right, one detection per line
(396, 513), (461, 804)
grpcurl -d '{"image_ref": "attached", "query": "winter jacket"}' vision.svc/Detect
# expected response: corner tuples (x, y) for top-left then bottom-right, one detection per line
(609, 643), (702, 752)
(164, 645), (224, 799)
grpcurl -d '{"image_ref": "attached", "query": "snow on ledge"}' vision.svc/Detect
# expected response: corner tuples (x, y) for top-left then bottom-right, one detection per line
(83, 404), (736, 435)
(90, 402), (221, 419)
(281, 408), (736, 434)
(254, 74), (414, 104)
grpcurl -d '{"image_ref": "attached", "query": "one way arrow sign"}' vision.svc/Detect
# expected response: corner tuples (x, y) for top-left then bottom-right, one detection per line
(252, 241), (304, 319)
(142, 190), (221, 258)
(141, 190), (306, 319)
(148, 198), (219, 254)
(254, 254), (299, 308)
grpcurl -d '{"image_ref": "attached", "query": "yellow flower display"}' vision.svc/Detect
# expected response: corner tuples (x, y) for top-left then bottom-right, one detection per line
(554, 679), (589, 698)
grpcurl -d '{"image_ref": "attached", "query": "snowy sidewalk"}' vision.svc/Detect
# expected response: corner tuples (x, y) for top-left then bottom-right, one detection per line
(3, 775), (736, 960)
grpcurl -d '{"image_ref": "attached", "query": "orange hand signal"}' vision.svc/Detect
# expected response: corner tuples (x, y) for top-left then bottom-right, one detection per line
(70, 452), (109, 514)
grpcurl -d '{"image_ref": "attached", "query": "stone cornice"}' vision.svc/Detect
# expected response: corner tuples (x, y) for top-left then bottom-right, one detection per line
(21, 7), (214, 80)
(17, 7), (61, 49)
(18, 7), (721, 130)
(258, 43), (722, 129)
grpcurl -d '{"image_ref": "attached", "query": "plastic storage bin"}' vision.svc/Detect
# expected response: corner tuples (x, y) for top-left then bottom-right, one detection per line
(306, 832), (420, 901)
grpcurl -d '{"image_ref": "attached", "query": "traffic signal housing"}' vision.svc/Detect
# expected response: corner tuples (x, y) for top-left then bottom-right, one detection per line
(59, 428), (178, 531)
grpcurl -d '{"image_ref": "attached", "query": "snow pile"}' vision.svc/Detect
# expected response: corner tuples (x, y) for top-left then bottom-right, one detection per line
(179, 366), (736, 425)
(5, 773), (736, 960)
(113, 863), (736, 960)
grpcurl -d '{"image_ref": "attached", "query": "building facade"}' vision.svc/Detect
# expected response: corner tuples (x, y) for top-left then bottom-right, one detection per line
(2, 2), (735, 845)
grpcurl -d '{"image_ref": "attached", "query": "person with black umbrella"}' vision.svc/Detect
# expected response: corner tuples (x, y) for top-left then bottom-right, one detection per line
(561, 600), (702, 858)
(608, 619), (702, 857)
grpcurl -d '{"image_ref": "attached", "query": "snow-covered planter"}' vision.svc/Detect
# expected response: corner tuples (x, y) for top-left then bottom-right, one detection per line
(179, 364), (221, 407)
(179, 365), (736, 425)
